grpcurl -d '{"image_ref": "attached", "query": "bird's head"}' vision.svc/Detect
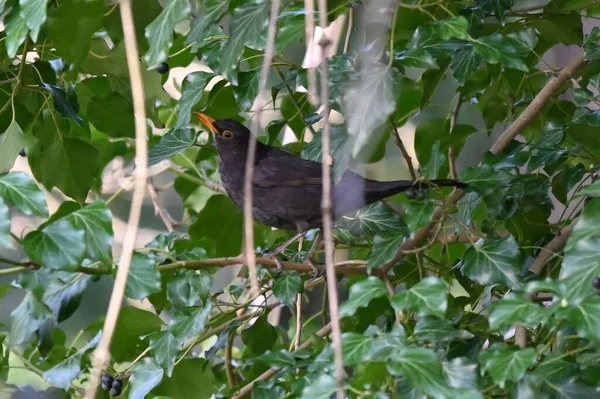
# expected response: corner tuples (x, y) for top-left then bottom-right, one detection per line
(193, 113), (251, 151)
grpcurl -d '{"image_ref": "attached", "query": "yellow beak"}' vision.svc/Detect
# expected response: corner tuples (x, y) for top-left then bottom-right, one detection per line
(193, 112), (217, 134)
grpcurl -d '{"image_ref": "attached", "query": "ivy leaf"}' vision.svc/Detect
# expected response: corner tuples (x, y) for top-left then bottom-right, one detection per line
(153, 358), (217, 399)
(301, 374), (336, 399)
(343, 64), (398, 158)
(86, 93), (134, 137)
(414, 317), (473, 344)
(576, 180), (600, 198)
(391, 277), (447, 318)
(0, 119), (25, 174)
(110, 307), (164, 363)
(65, 200), (113, 265)
(342, 332), (373, 365)
(488, 293), (548, 331)
(258, 350), (296, 369)
(477, 0), (514, 22)
(5, 6), (28, 58)
(0, 171), (47, 217)
(150, 331), (183, 377)
(340, 202), (408, 237)
(432, 16), (469, 40)
(366, 232), (405, 270)
(461, 236), (521, 289)
(459, 164), (513, 196)
(403, 201), (435, 233)
(40, 84), (83, 125)
(166, 270), (211, 309)
(387, 347), (452, 398)
(23, 219), (85, 271)
(0, 198), (12, 248)
(473, 33), (530, 72)
(479, 344), (536, 388)
(220, 0), (269, 85)
(175, 71), (215, 129)
(129, 358), (164, 399)
(185, 0), (227, 50)
(125, 253), (162, 300)
(168, 302), (213, 342)
(241, 313), (277, 354)
(560, 296), (600, 341)
(444, 358), (479, 389)
(272, 272), (303, 308)
(148, 128), (197, 166)
(143, 0), (190, 68)
(9, 293), (52, 346)
(560, 198), (600, 302)
(339, 277), (387, 317)
(301, 126), (350, 181)
(452, 47), (482, 84)
(234, 71), (259, 111)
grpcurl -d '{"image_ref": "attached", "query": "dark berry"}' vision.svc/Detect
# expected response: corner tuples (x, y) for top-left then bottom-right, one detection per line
(101, 373), (113, 391)
(415, 190), (425, 200)
(405, 189), (415, 199)
(19, 149), (25, 157)
(109, 387), (122, 397)
(111, 379), (123, 391)
(156, 62), (169, 74)
(593, 277), (600, 290)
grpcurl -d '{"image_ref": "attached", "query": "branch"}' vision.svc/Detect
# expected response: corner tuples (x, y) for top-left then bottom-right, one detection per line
(316, 0), (344, 397)
(147, 182), (175, 232)
(391, 120), (416, 180)
(304, 0), (318, 104)
(86, 0), (148, 397)
(448, 95), (462, 180)
(379, 52), (587, 274)
(232, 323), (333, 398)
(244, 0), (281, 297)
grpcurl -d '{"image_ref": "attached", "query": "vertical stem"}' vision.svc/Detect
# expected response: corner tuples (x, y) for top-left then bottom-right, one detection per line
(316, 0), (344, 397)
(304, 0), (318, 104)
(448, 95), (462, 180)
(86, 0), (148, 397)
(244, 0), (281, 297)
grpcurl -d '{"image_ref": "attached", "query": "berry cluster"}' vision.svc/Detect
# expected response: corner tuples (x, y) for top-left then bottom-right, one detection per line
(101, 373), (123, 397)
(593, 277), (600, 292)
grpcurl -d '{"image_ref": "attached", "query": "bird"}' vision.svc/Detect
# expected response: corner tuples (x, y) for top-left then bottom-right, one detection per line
(194, 112), (466, 273)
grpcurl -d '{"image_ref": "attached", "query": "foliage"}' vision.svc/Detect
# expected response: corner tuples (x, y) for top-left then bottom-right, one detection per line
(1, 0), (600, 398)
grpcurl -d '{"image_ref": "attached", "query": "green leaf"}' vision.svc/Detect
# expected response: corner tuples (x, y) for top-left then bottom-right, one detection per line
(220, 0), (269, 85)
(9, 293), (52, 346)
(19, 0), (47, 42)
(301, 374), (336, 399)
(175, 71), (214, 129)
(87, 93), (134, 137)
(452, 47), (482, 84)
(64, 200), (113, 265)
(0, 198), (11, 248)
(150, 331), (183, 377)
(129, 358), (164, 399)
(343, 65), (398, 158)
(403, 201), (435, 233)
(340, 202), (407, 237)
(432, 16), (469, 40)
(560, 198), (600, 302)
(125, 253), (162, 300)
(185, 0), (227, 50)
(342, 332), (373, 365)
(272, 272), (303, 308)
(444, 357), (479, 389)
(560, 296), (600, 341)
(47, 0), (106, 63)
(459, 164), (513, 196)
(391, 277), (447, 318)
(143, 0), (190, 68)
(166, 270), (211, 309)
(5, 6), (28, 58)
(40, 84), (83, 125)
(110, 306), (164, 363)
(0, 119), (25, 174)
(148, 128), (197, 166)
(479, 345), (536, 388)
(153, 358), (216, 399)
(23, 219), (85, 271)
(473, 33), (530, 72)
(241, 313), (277, 354)
(339, 277), (387, 317)
(0, 172), (47, 217)
(387, 347), (452, 398)
(168, 302), (213, 342)
(257, 350), (296, 369)
(489, 293), (548, 331)
(413, 317), (474, 344)
(576, 180), (600, 198)
(234, 71), (259, 111)
(301, 125), (350, 180)
(366, 232), (405, 270)
(531, 13), (582, 46)
(461, 235), (521, 289)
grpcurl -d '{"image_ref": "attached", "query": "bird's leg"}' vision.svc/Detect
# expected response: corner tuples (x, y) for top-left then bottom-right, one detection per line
(265, 231), (306, 273)
(305, 231), (322, 279)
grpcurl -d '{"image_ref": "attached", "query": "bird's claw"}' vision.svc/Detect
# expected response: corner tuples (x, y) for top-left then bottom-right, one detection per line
(307, 260), (321, 280)
(272, 257), (284, 274)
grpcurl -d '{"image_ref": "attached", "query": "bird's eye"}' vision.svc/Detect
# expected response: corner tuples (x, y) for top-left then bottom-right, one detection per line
(222, 130), (234, 139)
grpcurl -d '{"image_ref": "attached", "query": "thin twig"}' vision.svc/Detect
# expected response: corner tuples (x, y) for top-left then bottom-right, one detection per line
(293, 293), (302, 350)
(383, 274), (401, 324)
(146, 181), (175, 232)
(448, 95), (462, 180)
(244, 0), (281, 297)
(529, 222), (576, 276)
(343, 8), (353, 54)
(168, 166), (225, 193)
(316, 0), (344, 397)
(304, 0), (318, 104)
(232, 323), (333, 398)
(86, 0), (148, 397)
(390, 120), (416, 180)
(225, 328), (237, 387)
(379, 52), (587, 274)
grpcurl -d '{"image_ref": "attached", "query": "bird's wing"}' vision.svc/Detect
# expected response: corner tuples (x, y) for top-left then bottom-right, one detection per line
(252, 148), (323, 188)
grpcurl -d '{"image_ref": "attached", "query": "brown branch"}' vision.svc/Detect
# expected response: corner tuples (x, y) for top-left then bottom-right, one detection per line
(86, 0), (148, 397)
(448, 96), (462, 180)
(147, 182), (175, 232)
(304, 0), (318, 104)
(244, 0), (281, 297)
(293, 293), (303, 350)
(225, 328), (237, 387)
(232, 323), (333, 398)
(343, 8), (353, 54)
(379, 52), (587, 274)
(391, 120), (417, 180)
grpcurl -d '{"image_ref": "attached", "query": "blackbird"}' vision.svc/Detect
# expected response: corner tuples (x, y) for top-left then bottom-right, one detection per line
(194, 112), (466, 271)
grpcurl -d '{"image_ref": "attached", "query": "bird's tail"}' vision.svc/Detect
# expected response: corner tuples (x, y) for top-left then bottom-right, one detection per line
(363, 178), (466, 203)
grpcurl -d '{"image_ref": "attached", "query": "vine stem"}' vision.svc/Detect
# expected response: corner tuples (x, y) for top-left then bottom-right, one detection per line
(316, 0), (344, 397)
(243, 0), (281, 298)
(85, 0), (148, 397)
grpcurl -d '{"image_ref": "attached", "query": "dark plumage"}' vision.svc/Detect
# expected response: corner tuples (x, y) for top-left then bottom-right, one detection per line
(194, 113), (466, 232)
